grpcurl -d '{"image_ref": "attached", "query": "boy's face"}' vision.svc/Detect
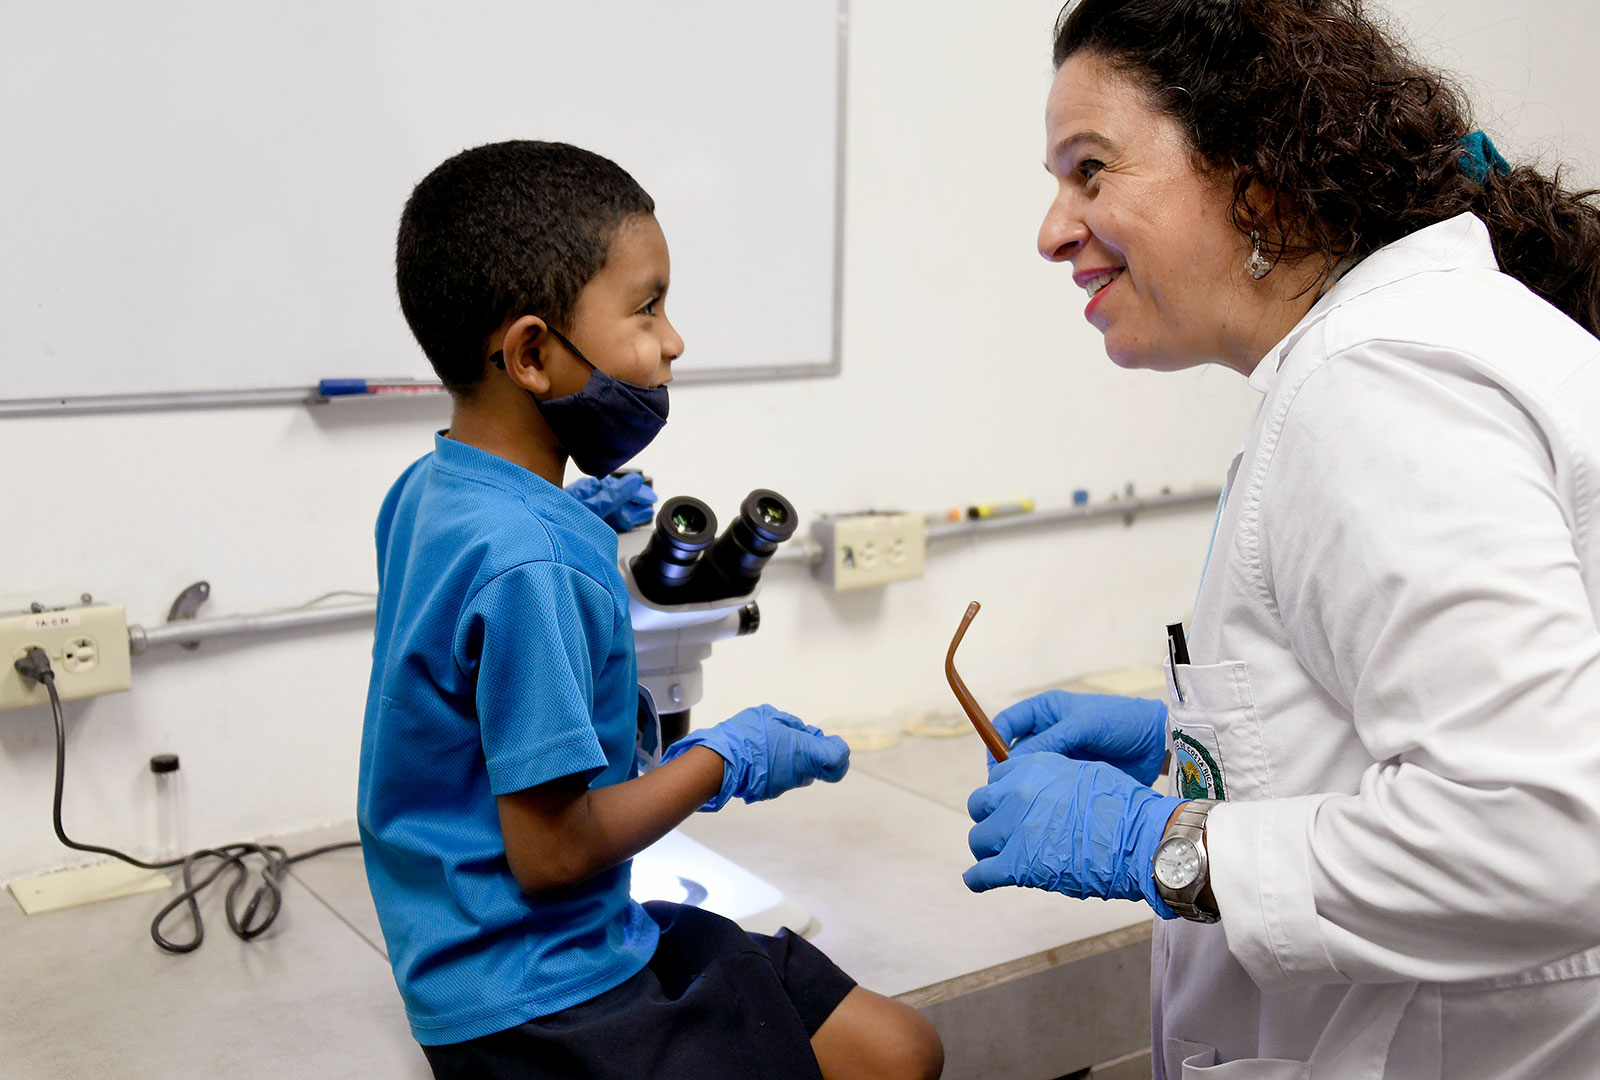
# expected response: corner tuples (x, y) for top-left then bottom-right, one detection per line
(550, 214), (681, 392)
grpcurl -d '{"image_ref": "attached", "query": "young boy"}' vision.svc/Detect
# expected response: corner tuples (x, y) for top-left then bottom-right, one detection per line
(358, 141), (943, 1080)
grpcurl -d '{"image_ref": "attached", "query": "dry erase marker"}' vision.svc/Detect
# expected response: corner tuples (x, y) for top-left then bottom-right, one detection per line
(318, 378), (445, 397)
(967, 498), (1035, 520)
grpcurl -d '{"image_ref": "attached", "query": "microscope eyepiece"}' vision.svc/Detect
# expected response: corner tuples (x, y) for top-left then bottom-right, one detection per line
(668, 501), (710, 539)
(634, 495), (718, 592)
(709, 489), (799, 585)
(752, 495), (791, 534)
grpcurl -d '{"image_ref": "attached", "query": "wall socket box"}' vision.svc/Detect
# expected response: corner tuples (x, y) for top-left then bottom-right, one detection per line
(0, 605), (132, 711)
(810, 512), (927, 591)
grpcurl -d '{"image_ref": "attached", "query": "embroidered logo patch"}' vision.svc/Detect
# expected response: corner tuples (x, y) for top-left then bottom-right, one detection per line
(1172, 728), (1227, 801)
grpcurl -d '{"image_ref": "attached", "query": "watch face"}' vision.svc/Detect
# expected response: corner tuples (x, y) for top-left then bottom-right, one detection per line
(1154, 837), (1201, 890)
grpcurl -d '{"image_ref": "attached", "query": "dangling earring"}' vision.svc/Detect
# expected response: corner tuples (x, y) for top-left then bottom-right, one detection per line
(1245, 231), (1274, 280)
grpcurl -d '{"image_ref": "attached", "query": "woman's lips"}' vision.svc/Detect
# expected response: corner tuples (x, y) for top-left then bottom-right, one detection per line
(1083, 267), (1124, 320)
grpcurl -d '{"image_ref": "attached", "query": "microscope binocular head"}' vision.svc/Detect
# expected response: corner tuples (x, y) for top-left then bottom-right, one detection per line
(629, 488), (797, 607)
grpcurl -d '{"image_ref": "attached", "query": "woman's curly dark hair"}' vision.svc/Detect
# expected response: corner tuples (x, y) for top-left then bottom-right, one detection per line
(1054, 0), (1600, 337)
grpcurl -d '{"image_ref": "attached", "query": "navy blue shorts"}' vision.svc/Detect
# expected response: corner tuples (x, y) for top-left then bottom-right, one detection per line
(421, 901), (857, 1080)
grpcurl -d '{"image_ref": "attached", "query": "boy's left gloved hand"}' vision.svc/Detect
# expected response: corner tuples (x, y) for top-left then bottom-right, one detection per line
(566, 473), (657, 532)
(660, 704), (850, 810)
(964, 752), (1183, 918)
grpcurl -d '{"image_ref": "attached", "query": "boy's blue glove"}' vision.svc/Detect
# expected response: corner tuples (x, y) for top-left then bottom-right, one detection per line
(993, 690), (1168, 785)
(964, 753), (1182, 918)
(565, 473), (657, 532)
(660, 704), (850, 811)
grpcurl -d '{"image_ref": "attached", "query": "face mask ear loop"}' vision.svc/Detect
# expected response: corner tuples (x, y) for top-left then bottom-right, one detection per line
(486, 347), (540, 374)
(490, 314), (575, 375)
(544, 326), (596, 372)
(488, 322), (544, 373)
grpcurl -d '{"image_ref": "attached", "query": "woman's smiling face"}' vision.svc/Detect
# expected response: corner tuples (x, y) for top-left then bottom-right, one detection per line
(1037, 52), (1277, 375)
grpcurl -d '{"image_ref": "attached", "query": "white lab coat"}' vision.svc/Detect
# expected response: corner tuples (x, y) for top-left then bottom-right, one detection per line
(1153, 213), (1600, 1079)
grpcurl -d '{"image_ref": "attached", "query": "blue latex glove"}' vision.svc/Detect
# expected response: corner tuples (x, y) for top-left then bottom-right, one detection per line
(660, 704), (850, 810)
(992, 690), (1168, 785)
(965, 752), (1183, 918)
(566, 473), (657, 532)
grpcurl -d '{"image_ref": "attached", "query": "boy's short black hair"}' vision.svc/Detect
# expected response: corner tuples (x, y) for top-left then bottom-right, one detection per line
(396, 140), (655, 393)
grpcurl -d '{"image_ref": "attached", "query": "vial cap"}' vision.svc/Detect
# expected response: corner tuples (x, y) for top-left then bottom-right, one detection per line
(149, 753), (180, 774)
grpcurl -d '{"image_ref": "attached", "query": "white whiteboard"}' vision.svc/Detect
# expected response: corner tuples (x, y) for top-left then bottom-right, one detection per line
(0, 1), (843, 401)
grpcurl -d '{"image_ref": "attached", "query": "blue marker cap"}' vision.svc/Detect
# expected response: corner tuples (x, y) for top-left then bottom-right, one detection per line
(318, 378), (368, 397)
(1072, 489), (1089, 506)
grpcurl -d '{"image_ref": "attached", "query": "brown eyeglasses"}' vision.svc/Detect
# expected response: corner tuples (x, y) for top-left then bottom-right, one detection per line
(944, 601), (1009, 761)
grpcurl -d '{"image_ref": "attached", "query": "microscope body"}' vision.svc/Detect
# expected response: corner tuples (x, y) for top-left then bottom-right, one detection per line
(626, 587), (760, 746)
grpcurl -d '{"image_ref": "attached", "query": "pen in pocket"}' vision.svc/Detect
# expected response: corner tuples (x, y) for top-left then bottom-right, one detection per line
(1166, 622), (1190, 702)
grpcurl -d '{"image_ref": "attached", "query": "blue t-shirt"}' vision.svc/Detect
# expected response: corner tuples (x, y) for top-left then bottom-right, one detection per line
(357, 433), (659, 1046)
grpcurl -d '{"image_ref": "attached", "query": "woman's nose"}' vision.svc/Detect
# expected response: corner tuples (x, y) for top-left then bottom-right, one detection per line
(1038, 193), (1088, 263)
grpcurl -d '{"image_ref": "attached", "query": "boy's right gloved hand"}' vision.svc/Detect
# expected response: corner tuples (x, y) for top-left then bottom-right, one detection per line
(660, 704), (850, 810)
(992, 690), (1168, 785)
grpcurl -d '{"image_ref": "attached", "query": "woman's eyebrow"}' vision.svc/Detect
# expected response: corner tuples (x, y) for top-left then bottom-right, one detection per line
(1051, 130), (1118, 162)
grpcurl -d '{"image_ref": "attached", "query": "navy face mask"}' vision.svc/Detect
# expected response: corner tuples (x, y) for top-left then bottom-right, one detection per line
(493, 325), (669, 478)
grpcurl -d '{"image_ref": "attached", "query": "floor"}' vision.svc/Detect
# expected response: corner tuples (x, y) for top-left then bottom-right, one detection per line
(2, 675), (1159, 1079)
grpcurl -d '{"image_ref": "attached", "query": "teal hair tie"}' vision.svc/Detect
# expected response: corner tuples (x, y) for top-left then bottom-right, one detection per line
(1459, 131), (1511, 185)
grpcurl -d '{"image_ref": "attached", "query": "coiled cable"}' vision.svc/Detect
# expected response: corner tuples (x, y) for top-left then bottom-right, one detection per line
(15, 646), (359, 953)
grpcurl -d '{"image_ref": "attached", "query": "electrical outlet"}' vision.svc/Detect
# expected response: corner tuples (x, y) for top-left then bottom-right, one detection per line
(0, 605), (132, 711)
(810, 512), (927, 591)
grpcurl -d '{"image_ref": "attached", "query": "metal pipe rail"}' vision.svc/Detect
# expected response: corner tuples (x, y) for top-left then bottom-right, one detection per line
(129, 602), (377, 654)
(925, 488), (1221, 543)
(125, 488), (1220, 654)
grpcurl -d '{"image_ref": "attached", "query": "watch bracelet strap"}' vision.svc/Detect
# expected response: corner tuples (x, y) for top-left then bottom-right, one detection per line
(1163, 798), (1220, 922)
(1172, 798), (1218, 834)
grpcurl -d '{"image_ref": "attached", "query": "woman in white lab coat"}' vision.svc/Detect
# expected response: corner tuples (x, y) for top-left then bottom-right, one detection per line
(961, 1), (1600, 1077)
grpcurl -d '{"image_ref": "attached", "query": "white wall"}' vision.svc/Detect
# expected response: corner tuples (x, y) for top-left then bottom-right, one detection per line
(1389, 2), (1600, 183)
(2, 0), (1592, 882)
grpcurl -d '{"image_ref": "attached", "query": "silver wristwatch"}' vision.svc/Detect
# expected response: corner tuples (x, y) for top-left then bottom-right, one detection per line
(1153, 799), (1220, 923)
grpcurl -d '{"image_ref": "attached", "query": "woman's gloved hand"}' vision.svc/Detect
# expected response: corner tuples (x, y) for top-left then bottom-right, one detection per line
(964, 753), (1182, 917)
(992, 690), (1168, 785)
(565, 473), (657, 532)
(661, 705), (850, 810)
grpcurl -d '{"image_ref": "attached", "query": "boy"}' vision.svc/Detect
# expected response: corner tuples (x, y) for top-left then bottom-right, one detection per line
(358, 141), (943, 1080)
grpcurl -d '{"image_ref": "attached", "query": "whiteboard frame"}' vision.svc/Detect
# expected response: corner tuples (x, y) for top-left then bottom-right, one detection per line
(0, 1), (850, 420)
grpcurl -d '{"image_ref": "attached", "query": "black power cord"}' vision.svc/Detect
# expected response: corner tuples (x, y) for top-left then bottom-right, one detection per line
(14, 646), (360, 954)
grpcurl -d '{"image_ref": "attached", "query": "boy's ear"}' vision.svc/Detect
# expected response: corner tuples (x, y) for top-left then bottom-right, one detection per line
(501, 315), (552, 394)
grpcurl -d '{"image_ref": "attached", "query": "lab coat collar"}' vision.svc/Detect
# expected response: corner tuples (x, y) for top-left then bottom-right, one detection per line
(1246, 213), (1500, 394)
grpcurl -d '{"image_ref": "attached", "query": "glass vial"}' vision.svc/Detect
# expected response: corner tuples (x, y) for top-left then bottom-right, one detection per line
(149, 753), (184, 861)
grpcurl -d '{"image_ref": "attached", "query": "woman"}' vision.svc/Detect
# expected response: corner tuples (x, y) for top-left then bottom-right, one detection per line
(963, 1), (1600, 1076)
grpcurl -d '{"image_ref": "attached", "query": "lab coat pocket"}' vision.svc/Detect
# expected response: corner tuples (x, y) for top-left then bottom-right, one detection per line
(1164, 657), (1273, 802)
(1170, 1038), (1308, 1080)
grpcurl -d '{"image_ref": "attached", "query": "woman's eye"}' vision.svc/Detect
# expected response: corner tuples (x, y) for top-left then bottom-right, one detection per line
(1079, 158), (1105, 181)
